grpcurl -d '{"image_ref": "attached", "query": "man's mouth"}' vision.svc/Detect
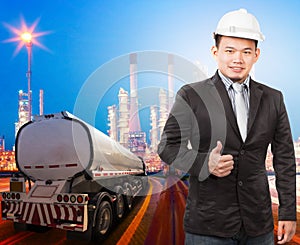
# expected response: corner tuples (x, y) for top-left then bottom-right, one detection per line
(229, 66), (244, 72)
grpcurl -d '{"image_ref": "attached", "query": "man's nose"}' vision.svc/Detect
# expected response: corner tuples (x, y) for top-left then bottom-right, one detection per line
(233, 51), (243, 63)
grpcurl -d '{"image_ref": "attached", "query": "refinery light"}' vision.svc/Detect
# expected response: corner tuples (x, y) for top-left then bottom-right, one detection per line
(21, 32), (32, 43)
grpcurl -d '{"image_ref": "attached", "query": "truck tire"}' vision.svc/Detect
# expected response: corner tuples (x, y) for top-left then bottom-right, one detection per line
(116, 193), (125, 220)
(93, 200), (113, 242)
(125, 184), (133, 211)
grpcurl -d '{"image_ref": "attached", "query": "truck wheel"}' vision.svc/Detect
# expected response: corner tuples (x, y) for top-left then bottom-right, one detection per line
(116, 193), (125, 220)
(125, 185), (133, 211)
(93, 200), (113, 241)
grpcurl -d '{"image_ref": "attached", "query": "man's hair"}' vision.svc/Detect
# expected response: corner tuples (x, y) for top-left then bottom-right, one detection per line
(214, 34), (258, 49)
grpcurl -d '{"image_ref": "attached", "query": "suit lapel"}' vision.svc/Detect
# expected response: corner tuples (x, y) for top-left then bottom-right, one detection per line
(247, 79), (263, 135)
(208, 73), (264, 141)
(209, 73), (241, 139)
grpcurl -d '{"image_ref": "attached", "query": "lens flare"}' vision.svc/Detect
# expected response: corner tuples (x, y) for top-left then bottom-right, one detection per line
(3, 15), (52, 56)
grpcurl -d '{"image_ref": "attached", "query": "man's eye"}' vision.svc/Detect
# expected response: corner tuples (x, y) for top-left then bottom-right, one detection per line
(225, 50), (233, 53)
(244, 51), (251, 55)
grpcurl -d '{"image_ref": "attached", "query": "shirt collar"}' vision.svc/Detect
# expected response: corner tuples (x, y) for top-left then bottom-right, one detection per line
(218, 70), (250, 91)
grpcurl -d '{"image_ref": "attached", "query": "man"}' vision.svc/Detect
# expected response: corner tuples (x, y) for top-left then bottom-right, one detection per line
(158, 9), (296, 244)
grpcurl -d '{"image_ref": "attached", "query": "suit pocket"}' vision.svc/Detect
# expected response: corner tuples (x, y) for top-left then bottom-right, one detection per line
(256, 174), (272, 207)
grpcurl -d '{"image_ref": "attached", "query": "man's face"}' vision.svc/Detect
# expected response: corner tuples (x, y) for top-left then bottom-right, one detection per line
(211, 36), (260, 83)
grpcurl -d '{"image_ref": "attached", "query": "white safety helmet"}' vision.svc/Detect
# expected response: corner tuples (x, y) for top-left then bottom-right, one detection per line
(214, 8), (265, 41)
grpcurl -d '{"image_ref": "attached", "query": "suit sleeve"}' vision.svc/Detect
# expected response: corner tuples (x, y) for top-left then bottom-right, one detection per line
(271, 92), (296, 221)
(157, 86), (210, 177)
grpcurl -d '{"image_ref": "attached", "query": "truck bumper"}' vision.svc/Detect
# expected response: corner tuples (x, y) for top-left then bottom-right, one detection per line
(1, 200), (88, 232)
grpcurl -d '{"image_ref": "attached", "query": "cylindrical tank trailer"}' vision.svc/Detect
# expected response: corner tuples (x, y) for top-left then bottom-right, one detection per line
(16, 111), (145, 181)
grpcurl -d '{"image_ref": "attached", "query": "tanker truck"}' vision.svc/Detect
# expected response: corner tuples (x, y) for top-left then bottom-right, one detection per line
(1, 111), (148, 242)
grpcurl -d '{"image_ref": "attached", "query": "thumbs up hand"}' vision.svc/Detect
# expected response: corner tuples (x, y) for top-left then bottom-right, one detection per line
(208, 141), (234, 177)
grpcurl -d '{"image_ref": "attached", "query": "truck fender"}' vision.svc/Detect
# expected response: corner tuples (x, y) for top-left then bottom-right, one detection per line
(91, 192), (114, 228)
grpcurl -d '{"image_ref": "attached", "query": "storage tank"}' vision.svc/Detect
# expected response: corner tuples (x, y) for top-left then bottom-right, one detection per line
(16, 111), (144, 181)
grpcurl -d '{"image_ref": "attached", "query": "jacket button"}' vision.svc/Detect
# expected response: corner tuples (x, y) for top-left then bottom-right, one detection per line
(238, 181), (243, 186)
(240, 150), (245, 155)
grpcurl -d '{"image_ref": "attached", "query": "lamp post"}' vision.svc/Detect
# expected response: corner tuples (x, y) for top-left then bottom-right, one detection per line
(4, 18), (51, 125)
(21, 32), (33, 121)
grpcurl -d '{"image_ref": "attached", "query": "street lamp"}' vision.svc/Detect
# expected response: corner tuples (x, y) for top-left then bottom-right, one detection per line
(3, 17), (51, 123)
(21, 32), (33, 121)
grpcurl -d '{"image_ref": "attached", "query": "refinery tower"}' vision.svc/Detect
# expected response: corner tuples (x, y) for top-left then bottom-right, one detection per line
(107, 53), (176, 154)
(127, 53), (146, 155)
(107, 53), (146, 156)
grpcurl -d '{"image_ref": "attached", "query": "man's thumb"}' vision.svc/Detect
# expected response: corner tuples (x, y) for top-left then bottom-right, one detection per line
(277, 221), (283, 241)
(213, 141), (222, 154)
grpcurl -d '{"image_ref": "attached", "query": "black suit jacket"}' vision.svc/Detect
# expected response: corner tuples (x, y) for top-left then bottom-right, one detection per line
(158, 72), (296, 237)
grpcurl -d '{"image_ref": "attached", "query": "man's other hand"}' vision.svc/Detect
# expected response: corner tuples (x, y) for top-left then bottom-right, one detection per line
(277, 220), (296, 244)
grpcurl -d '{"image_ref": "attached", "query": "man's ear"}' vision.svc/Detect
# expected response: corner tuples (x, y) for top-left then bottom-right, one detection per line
(211, 46), (218, 60)
(254, 47), (260, 63)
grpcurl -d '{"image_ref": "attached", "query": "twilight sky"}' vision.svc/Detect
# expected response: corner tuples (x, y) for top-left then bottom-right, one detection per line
(1, 0), (300, 149)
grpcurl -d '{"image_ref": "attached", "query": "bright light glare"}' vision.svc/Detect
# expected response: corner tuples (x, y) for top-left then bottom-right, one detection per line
(3, 16), (52, 56)
(21, 32), (32, 43)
